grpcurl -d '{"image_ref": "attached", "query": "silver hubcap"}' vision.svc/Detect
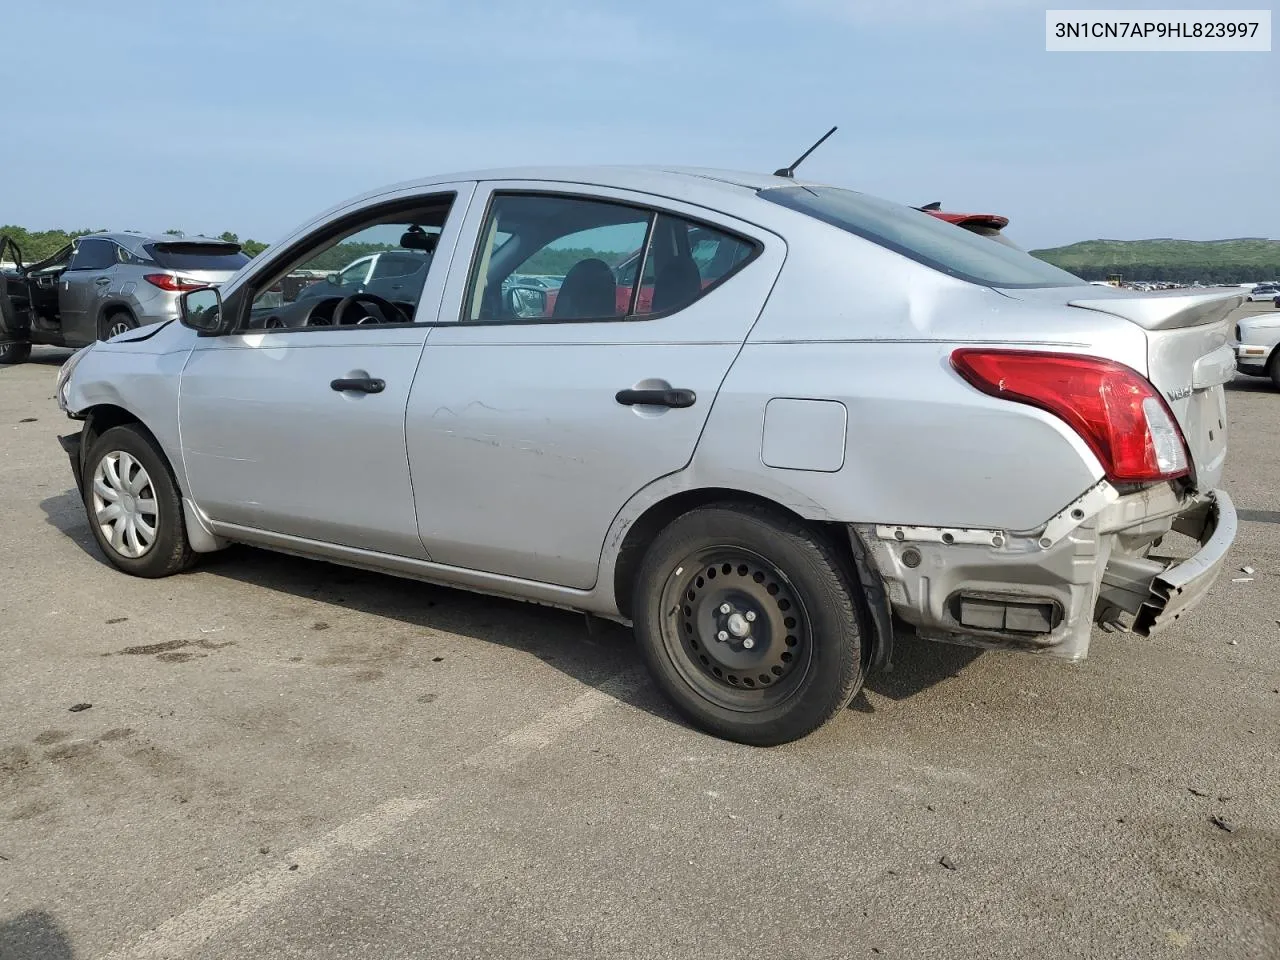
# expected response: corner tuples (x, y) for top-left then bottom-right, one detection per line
(108, 321), (131, 338)
(92, 451), (158, 558)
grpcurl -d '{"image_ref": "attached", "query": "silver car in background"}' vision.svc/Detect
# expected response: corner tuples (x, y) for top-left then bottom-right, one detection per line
(54, 166), (1240, 745)
(0, 231), (248, 363)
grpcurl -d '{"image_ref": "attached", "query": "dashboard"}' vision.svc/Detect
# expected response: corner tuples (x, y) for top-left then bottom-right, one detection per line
(245, 294), (417, 330)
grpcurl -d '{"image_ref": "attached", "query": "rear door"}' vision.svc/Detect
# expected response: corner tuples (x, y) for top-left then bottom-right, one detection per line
(60, 238), (117, 341)
(405, 183), (785, 589)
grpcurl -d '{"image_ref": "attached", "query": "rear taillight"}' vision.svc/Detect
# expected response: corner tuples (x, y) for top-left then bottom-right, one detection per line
(143, 273), (204, 292)
(950, 349), (1190, 483)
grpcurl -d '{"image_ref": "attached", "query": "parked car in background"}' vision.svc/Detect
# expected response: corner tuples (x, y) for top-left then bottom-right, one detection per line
(1246, 282), (1279, 302)
(295, 245), (435, 304)
(55, 165), (1239, 745)
(918, 202), (1018, 246)
(1233, 312), (1280, 387)
(0, 231), (248, 363)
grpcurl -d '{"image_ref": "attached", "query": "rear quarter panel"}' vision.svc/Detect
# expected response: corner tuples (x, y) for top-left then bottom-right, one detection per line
(668, 216), (1153, 533)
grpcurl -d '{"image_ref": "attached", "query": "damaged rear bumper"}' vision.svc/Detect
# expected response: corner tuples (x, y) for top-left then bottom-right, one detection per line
(855, 483), (1237, 662)
(1127, 490), (1235, 636)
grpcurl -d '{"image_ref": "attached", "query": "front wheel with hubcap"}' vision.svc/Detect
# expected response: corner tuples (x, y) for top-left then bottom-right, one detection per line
(633, 504), (866, 746)
(82, 424), (195, 578)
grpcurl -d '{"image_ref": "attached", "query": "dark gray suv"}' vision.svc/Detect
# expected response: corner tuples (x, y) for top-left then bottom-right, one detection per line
(0, 231), (249, 363)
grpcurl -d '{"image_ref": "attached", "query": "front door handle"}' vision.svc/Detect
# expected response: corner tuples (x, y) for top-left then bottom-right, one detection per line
(331, 377), (385, 394)
(615, 387), (696, 408)
(94, 277), (111, 285)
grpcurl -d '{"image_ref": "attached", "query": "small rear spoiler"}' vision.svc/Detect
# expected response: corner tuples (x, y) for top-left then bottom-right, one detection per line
(150, 240), (243, 255)
(1067, 290), (1244, 331)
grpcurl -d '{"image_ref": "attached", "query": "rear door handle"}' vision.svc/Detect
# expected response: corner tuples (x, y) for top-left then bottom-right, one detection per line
(94, 277), (111, 285)
(330, 377), (385, 394)
(615, 387), (696, 408)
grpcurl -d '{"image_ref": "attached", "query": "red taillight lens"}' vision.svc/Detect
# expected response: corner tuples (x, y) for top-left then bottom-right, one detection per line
(950, 349), (1190, 483)
(143, 273), (204, 292)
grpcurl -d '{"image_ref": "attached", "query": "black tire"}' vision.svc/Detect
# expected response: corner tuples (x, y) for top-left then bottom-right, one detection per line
(632, 503), (865, 746)
(1269, 351), (1280, 391)
(82, 424), (195, 578)
(99, 311), (137, 341)
(0, 341), (31, 364)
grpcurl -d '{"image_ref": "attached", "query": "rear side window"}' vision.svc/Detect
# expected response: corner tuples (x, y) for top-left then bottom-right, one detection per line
(464, 193), (760, 323)
(69, 239), (117, 270)
(143, 242), (251, 271)
(760, 185), (1083, 289)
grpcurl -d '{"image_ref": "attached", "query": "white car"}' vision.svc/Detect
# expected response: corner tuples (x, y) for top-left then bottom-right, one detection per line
(1246, 283), (1279, 302)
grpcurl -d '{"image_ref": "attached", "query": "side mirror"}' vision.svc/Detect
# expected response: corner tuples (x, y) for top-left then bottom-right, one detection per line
(179, 286), (225, 335)
(505, 286), (546, 319)
(326, 273), (341, 286)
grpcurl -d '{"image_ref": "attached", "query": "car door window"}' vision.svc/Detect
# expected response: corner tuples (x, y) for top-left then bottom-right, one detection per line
(465, 193), (759, 323)
(371, 253), (428, 280)
(337, 259), (373, 286)
(68, 239), (116, 271)
(242, 195), (454, 329)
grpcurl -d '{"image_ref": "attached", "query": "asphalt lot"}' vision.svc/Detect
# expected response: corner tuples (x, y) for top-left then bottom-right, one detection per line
(1, 304), (1277, 960)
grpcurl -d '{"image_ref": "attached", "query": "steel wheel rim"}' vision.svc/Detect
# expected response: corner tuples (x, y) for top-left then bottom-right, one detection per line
(107, 320), (132, 338)
(91, 451), (158, 559)
(658, 546), (814, 712)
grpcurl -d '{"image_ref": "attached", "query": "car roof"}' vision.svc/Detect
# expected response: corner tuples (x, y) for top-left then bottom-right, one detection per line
(82, 231), (238, 251)
(353, 165), (823, 201)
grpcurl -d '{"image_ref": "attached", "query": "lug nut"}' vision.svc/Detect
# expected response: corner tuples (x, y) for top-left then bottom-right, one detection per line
(719, 603), (732, 614)
(717, 630), (729, 642)
(745, 611), (756, 622)
(742, 638), (755, 650)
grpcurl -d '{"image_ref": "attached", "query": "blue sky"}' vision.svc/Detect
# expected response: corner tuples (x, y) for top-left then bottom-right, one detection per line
(1, 0), (1274, 249)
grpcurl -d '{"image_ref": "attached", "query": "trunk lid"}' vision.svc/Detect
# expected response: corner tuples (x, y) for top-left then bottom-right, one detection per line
(1009, 287), (1243, 491)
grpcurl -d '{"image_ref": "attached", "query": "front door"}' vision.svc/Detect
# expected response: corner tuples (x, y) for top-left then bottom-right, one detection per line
(178, 185), (474, 557)
(406, 184), (783, 589)
(60, 238), (117, 342)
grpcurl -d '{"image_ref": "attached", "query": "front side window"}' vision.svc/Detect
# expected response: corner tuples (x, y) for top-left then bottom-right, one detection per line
(465, 194), (758, 323)
(69, 239), (116, 271)
(759, 185), (1084, 289)
(243, 195), (452, 328)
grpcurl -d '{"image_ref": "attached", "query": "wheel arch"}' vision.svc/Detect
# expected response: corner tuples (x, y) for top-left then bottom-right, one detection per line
(607, 485), (893, 671)
(96, 301), (137, 336)
(79, 405), (174, 488)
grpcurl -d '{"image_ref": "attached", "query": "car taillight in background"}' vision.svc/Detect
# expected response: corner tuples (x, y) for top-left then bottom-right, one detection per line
(950, 349), (1190, 484)
(143, 273), (206, 292)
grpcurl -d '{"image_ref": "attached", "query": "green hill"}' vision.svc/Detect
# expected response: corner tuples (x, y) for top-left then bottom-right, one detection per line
(1031, 238), (1280, 285)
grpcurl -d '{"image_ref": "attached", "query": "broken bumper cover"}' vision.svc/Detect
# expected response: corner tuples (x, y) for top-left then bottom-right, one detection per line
(858, 483), (1237, 662)
(58, 431), (84, 495)
(1130, 489), (1236, 637)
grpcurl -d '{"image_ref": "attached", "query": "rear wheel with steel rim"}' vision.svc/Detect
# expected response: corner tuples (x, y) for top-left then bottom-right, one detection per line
(82, 424), (195, 578)
(633, 503), (866, 746)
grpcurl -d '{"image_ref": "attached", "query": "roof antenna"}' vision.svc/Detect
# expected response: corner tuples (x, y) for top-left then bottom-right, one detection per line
(917, 201), (942, 211)
(773, 125), (838, 179)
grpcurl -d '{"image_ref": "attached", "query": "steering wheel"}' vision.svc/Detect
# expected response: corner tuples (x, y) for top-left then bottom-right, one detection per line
(333, 293), (410, 326)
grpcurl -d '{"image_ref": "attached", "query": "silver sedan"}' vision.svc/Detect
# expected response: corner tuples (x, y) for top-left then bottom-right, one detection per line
(55, 166), (1240, 744)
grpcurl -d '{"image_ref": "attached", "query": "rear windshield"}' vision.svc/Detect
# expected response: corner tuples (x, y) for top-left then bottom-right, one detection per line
(759, 185), (1084, 289)
(143, 242), (251, 272)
